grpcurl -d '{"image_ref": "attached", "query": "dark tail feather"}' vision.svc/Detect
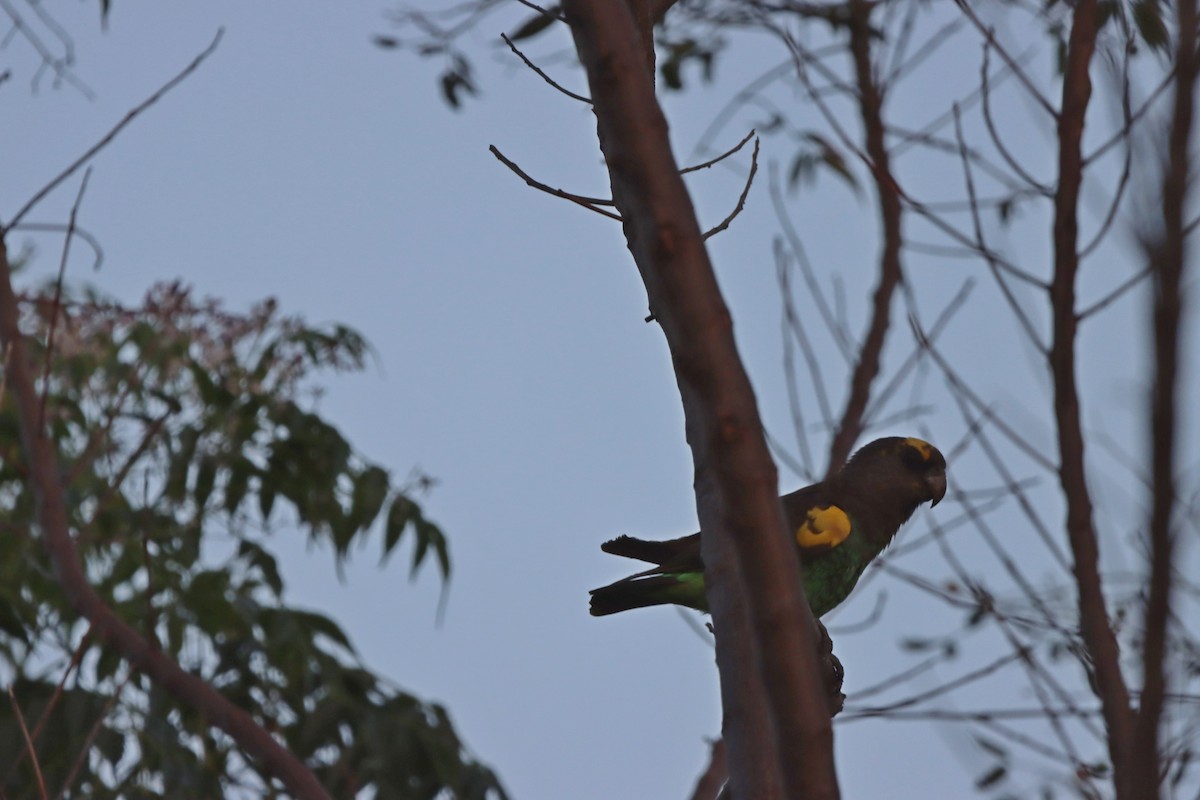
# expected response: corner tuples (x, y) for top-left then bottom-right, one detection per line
(589, 574), (704, 616)
(589, 577), (669, 616)
(600, 534), (699, 566)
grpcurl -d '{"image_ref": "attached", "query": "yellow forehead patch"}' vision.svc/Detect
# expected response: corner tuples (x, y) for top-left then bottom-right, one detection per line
(796, 505), (852, 550)
(905, 437), (936, 461)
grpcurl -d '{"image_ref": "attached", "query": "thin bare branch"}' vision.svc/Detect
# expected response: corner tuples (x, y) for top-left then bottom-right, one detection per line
(951, 105), (1047, 353)
(980, 43), (1053, 194)
(826, 0), (906, 471)
(863, 277), (974, 424)
(776, 241), (825, 474)
(4, 629), (92, 784)
(682, 128), (755, 175)
(489, 144), (623, 219)
(910, 314), (1056, 471)
(514, 0), (565, 23)
(39, 168), (90, 430)
(7, 685), (48, 800)
(0, 0), (92, 98)
(702, 136), (759, 240)
(1049, 1), (1136, 791)
(840, 706), (1103, 722)
(770, 168), (854, 365)
(849, 651), (1024, 717)
(9, 223), (104, 272)
(1078, 43), (1134, 260)
(1078, 266), (1152, 320)
(6, 29), (223, 229)
(952, 1), (1056, 116)
(501, 32), (591, 103)
(1132, 0), (1196, 787)
(688, 738), (728, 800)
(54, 668), (133, 800)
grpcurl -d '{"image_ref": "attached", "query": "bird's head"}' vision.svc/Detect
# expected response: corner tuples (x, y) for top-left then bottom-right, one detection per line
(843, 436), (948, 510)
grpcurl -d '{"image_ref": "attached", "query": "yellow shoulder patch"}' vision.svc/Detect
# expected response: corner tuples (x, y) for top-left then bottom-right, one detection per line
(904, 437), (936, 461)
(795, 505), (852, 550)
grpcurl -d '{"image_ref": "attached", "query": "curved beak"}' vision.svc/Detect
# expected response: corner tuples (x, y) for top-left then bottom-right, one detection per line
(926, 472), (947, 507)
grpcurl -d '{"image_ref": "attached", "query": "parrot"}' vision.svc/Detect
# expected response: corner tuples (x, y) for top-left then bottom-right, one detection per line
(589, 436), (947, 618)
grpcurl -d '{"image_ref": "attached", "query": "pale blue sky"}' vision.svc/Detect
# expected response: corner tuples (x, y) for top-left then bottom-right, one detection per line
(4, 2), (1195, 798)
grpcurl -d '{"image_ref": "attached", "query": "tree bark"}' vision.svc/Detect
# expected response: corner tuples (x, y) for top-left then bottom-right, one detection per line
(562, 3), (839, 798)
(1049, 2), (1135, 795)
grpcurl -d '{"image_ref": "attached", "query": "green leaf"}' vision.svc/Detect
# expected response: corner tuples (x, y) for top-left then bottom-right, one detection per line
(997, 197), (1014, 225)
(788, 150), (817, 189)
(802, 132), (858, 192)
(429, 522), (451, 580)
(350, 465), (390, 531)
(165, 426), (199, 504)
(295, 609), (355, 653)
(509, 6), (559, 41)
(258, 473), (277, 521)
(238, 540), (283, 595)
(974, 735), (1008, 760)
(1132, 0), (1169, 51)
(383, 495), (414, 560)
(976, 764), (1007, 789)
(194, 455), (217, 510)
(440, 57), (477, 109)
(409, 518), (452, 581)
(224, 457), (253, 515)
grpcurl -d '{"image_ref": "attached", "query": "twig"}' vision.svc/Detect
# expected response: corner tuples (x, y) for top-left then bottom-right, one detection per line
(884, 16), (965, 90)
(39, 168), (91, 430)
(826, 0), (906, 472)
(909, 314), (1056, 471)
(949, 391), (1071, 572)
(9, 223), (104, 271)
(85, 410), (172, 536)
(514, 0), (566, 23)
(1078, 42), (1133, 260)
(702, 136), (759, 239)
(7, 685), (48, 800)
(952, 0), (1056, 117)
(952, 105), (1047, 353)
(682, 128), (755, 175)
(1077, 266), (1152, 320)
(1133, 0), (1197, 784)
(776, 241), (822, 475)
(7, 29), (224, 229)
(848, 651), (1024, 717)
(844, 653), (943, 702)
(55, 669), (133, 800)
(770, 168), (854, 365)
(688, 738), (728, 800)
(488, 144), (622, 219)
(0, 0), (92, 98)
(1047, 1), (1136, 791)
(863, 277), (974, 424)
(1084, 68), (1175, 167)
(500, 32), (591, 103)
(980, 43), (1052, 194)
(4, 629), (91, 784)
(839, 706), (1103, 722)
